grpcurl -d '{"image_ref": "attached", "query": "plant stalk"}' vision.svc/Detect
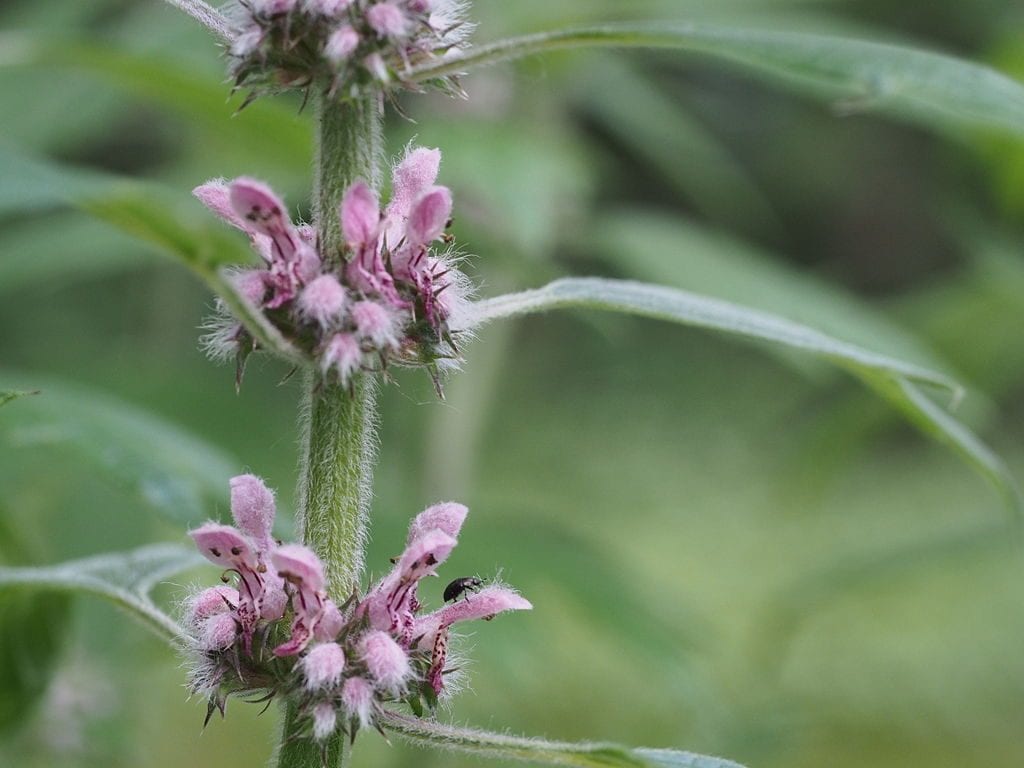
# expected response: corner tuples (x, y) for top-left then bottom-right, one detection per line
(275, 91), (384, 768)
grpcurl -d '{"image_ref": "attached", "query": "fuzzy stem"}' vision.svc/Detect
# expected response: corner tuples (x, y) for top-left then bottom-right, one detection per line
(276, 92), (384, 768)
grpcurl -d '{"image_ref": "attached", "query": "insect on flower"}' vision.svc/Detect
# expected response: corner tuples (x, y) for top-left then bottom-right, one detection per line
(443, 576), (484, 603)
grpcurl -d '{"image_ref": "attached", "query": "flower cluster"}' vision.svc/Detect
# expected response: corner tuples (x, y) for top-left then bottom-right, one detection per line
(226, 0), (471, 104)
(196, 146), (472, 391)
(186, 474), (531, 744)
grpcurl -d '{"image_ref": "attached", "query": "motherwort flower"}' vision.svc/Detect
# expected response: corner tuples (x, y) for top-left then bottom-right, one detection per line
(185, 474), (530, 746)
(226, 0), (472, 104)
(196, 145), (471, 392)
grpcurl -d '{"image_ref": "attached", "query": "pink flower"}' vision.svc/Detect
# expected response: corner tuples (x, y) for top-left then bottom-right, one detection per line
(196, 177), (318, 308)
(190, 523), (264, 652)
(188, 474), (289, 652)
(272, 544), (330, 656)
(415, 585), (531, 694)
(196, 145), (469, 391)
(358, 527), (457, 639)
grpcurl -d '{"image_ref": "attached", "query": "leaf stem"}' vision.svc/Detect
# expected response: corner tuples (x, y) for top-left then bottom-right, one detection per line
(275, 92), (384, 768)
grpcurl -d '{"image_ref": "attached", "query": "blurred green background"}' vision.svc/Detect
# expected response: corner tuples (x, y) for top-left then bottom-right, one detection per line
(2, 0), (1024, 766)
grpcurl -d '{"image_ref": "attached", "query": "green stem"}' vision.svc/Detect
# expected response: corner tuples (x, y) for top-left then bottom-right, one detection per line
(276, 92), (384, 768)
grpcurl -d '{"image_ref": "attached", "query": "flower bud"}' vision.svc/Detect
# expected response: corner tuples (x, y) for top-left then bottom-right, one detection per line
(315, 599), (345, 641)
(341, 676), (374, 728)
(366, 3), (409, 38)
(302, 643), (346, 690)
(360, 630), (411, 693)
(187, 586), (238, 625)
(325, 25), (360, 64)
(351, 300), (399, 348)
(322, 333), (363, 383)
(201, 613), (238, 651)
(299, 275), (348, 328)
(312, 701), (338, 741)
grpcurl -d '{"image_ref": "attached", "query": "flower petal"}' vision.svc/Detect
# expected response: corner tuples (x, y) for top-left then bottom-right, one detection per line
(406, 186), (452, 246)
(388, 147), (441, 220)
(339, 181), (380, 248)
(229, 474), (276, 549)
(413, 585), (532, 648)
(407, 502), (467, 543)
(189, 523), (259, 571)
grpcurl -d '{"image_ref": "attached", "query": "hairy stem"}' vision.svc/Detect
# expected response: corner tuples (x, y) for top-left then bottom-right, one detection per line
(276, 92), (384, 768)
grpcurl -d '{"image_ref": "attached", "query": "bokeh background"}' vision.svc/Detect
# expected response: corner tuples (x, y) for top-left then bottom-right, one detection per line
(2, 1), (1024, 766)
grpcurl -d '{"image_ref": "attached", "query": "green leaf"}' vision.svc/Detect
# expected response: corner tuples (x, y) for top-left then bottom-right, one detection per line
(468, 278), (1020, 513)
(0, 373), (238, 526)
(0, 544), (201, 646)
(471, 278), (956, 390)
(379, 711), (747, 768)
(0, 143), (309, 365)
(0, 36), (309, 170)
(0, 516), (70, 735)
(0, 590), (69, 735)
(0, 390), (37, 409)
(410, 23), (1024, 138)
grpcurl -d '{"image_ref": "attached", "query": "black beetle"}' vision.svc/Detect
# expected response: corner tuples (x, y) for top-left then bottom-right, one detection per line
(443, 576), (484, 603)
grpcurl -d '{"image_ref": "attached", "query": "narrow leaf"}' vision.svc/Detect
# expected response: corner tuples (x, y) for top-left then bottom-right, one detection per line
(470, 278), (956, 391)
(468, 278), (1020, 513)
(0, 144), (309, 365)
(379, 711), (746, 768)
(0, 373), (238, 526)
(0, 544), (201, 646)
(410, 23), (1024, 138)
